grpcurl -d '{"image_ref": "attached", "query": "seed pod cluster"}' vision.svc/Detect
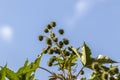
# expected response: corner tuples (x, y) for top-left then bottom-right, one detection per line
(43, 22), (56, 34)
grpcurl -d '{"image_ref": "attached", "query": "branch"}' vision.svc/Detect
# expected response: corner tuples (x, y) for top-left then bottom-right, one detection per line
(76, 66), (84, 78)
(39, 66), (55, 75)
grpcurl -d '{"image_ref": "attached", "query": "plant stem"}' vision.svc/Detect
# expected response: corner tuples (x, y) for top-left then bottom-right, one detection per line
(39, 66), (54, 75)
(76, 66), (84, 78)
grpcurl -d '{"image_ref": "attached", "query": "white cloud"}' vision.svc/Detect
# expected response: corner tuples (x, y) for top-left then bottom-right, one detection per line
(0, 26), (13, 42)
(75, 0), (90, 17)
(65, 0), (105, 28)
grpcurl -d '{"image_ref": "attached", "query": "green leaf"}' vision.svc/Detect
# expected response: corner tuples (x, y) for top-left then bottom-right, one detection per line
(97, 55), (117, 64)
(29, 74), (35, 80)
(0, 66), (6, 80)
(24, 58), (29, 67)
(70, 47), (82, 62)
(70, 55), (78, 63)
(55, 58), (64, 63)
(81, 42), (92, 66)
(16, 57), (40, 79)
(80, 77), (86, 80)
(5, 67), (19, 80)
(70, 63), (76, 66)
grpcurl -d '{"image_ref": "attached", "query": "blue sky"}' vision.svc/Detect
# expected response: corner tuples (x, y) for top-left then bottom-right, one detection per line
(0, 0), (120, 79)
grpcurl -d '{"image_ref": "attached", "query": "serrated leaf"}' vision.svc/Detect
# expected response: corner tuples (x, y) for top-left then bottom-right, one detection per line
(77, 47), (81, 51)
(16, 57), (40, 79)
(0, 66), (6, 80)
(24, 58), (29, 67)
(81, 42), (92, 66)
(70, 47), (82, 61)
(97, 56), (117, 64)
(5, 67), (19, 80)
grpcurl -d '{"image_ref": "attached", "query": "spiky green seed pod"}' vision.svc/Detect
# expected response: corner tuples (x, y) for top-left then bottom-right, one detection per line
(47, 24), (52, 29)
(59, 41), (63, 46)
(44, 28), (49, 33)
(48, 49), (54, 54)
(63, 38), (69, 45)
(50, 21), (56, 27)
(38, 35), (43, 41)
(68, 46), (72, 51)
(80, 70), (84, 75)
(53, 37), (58, 42)
(58, 41), (63, 48)
(46, 38), (52, 45)
(58, 29), (64, 35)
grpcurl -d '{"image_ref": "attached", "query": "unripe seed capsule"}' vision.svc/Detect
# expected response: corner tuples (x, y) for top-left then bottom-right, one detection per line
(44, 28), (49, 33)
(38, 35), (43, 41)
(46, 38), (52, 45)
(63, 38), (69, 45)
(53, 37), (58, 42)
(50, 22), (56, 27)
(47, 24), (52, 29)
(58, 29), (64, 35)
